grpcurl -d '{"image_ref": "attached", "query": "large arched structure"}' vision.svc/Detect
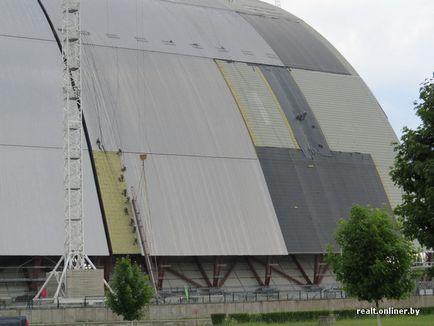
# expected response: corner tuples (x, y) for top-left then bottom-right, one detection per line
(0, 0), (399, 294)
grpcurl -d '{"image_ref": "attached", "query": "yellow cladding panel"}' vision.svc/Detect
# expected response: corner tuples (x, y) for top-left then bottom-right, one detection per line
(93, 151), (141, 254)
(215, 60), (299, 149)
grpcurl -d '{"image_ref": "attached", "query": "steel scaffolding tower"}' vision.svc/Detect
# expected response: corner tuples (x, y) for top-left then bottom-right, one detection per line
(34, 0), (102, 300)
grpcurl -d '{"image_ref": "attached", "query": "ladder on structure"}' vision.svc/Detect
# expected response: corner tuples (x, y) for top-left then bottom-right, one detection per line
(130, 187), (157, 294)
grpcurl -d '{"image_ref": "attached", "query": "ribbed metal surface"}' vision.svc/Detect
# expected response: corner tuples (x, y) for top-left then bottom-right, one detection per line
(291, 69), (401, 208)
(0, 34), (107, 256)
(216, 60), (298, 149)
(257, 148), (391, 253)
(223, 0), (299, 20)
(41, 0), (283, 65)
(300, 21), (358, 76)
(241, 14), (349, 75)
(161, 0), (230, 10)
(82, 47), (256, 159)
(260, 65), (331, 158)
(0, 37), (62, 147)
(93, 151), (141, 254)
(0, 147), (108, 255)
(0, 0), (53, 40)
(122, 153), (288, 256)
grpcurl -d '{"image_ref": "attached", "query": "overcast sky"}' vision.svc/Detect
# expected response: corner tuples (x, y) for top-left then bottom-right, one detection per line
(262, 0), (434, 137)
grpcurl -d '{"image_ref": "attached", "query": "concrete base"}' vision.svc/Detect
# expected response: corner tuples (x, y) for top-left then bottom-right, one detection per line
(1, 296), (433, 324)
(66, 269), (104, 298)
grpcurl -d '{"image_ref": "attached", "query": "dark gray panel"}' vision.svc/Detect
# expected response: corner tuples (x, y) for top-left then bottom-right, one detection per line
(242, 14), (349, 75)
(257, 148), (391, 253)
(260, 65), (331, 158)
(291, 69), (401, 208)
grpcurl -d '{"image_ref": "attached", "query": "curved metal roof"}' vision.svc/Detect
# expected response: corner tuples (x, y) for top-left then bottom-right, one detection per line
(0, 0), (399, 256)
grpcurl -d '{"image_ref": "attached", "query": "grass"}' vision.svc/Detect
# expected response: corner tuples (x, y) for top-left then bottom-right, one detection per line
(233, 314), (434, 325)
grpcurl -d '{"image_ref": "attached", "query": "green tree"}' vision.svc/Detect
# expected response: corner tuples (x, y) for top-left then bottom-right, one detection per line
(106, 257), (155, 321)
(327, 205), (415, 326)
(390, 78), (434, 249)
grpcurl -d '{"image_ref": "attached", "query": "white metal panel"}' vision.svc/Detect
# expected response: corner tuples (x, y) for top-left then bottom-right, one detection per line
(0, 146), (108, 256)
(223, 0), (299, 20)
(82, 46), (256, 159)
(161, 0), (230, 10)
(0, 34), (108, 256)
(291, 69), (401, 208)
(0, 37), (62, 147)
(122, 153), (288, 256)
(216, 61), (298, 149)
(41, 0), (283, 65)
(0, 0), (53, 40)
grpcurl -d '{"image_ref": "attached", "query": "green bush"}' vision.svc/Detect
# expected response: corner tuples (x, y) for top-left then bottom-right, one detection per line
(105, 257), (154, 320)
(229, 313), (250, 323)
(211, 313), (227, 325)
(419, 307), (434, 315)
(212, 306), (434, 324)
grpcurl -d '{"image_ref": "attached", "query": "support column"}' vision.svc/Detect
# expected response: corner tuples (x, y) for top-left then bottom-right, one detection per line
(157, 257), (165, 290)
(195, 257), (212, 288)
(291, 254), (312, 285)
(317, 263), (328, 285)
(103, 256), (113, 281)
(246, 257), (264, 286)
(251, 257), (304, 286)
(219, 258), (237, 288)
(212, 256), (222, 287)
(264, 256), (272, 286)
(313, 254), (321, 284)
(165, 268), (203, 288)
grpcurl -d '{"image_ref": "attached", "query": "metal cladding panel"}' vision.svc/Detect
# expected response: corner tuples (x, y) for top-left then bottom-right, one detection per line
(122, 153), (288, 256)
(82, 46), (256, 159)
(0, 147), (108, 256)
(223, 0), (300, 20)
(0, 0), (53, 40)
(41, 0), (283, 66)
(0, 37), (62, 147)
(241, 14), (349, 75)
(0, 34), (108, 255)
(260, 65), (331, 158)
(93, 151), (141, 254)
(291, 69), (401, 208)
(216, 60), (298, 149)
(300, 21), (358, 76)
(160, 0), (230, 10)
(257, 148), (391, 253)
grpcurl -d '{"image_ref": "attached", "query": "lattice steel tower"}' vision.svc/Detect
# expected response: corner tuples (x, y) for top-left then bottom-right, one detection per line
(62, 0), (86, 270)
(35, 0), (102, 300)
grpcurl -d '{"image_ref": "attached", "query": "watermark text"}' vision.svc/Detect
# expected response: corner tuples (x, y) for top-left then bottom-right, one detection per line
(356, 307), (420, 316)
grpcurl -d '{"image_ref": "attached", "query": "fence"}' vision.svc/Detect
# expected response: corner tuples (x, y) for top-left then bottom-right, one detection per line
(0, 282), (433, 310)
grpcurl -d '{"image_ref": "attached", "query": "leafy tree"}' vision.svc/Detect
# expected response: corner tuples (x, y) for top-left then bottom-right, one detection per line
(327, 205), (416, 326)
(106, 257), (155, 321)
(390, 78), (434, 249)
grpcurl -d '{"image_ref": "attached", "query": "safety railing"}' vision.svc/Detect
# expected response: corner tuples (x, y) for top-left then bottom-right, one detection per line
(0, 281), (433, 309)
